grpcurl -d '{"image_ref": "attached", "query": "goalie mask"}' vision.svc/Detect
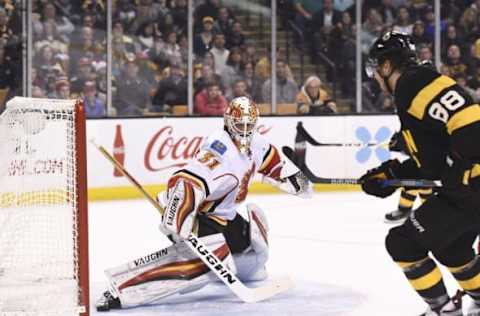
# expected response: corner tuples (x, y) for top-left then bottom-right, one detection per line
(224, 97), (259, 154)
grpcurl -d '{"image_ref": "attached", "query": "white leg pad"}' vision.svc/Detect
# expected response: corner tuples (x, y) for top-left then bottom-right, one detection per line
(234, 203), (269, 282)
(104, 233), (236, 308)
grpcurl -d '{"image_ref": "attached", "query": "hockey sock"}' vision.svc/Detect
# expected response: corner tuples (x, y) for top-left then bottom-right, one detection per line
(398, 188), (417, 212)
(448, 256), (480, 304)
(399, 257), (449, 310)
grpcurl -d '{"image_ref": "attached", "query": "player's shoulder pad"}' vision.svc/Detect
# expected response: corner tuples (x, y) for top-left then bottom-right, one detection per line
(201, 130), (230, 158)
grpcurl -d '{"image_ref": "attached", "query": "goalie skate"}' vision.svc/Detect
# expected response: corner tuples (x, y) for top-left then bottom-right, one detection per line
(96, 290), (122, 312)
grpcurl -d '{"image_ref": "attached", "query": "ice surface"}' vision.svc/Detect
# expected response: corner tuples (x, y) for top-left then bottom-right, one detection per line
(89, 192), (465, 316)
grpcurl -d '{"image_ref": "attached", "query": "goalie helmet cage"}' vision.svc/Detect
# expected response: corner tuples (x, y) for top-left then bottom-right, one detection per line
(0, 97), (89, 316)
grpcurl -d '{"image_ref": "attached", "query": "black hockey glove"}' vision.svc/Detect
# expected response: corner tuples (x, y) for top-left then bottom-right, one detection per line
(359, 159), (402, 198)
(388, 131), (406, 153)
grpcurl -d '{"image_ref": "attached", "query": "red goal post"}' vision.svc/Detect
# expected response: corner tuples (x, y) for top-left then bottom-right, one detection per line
(0, 97), (89, 316)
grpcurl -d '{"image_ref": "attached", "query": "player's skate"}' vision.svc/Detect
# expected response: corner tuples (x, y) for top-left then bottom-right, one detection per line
(384, 208), (411, 224)
(466, 301), (480, 316)
(420, 296), (463, 316)
(96, 290), (122, 312)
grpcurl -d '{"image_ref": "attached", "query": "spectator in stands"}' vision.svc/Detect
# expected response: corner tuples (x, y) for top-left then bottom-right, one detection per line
(215, 7), (235, 36)
(158, 13), (179, 36)
(458, 8), (478, 42)
(194, 63), (223, 95)
(83, 81), (106, 118)
(162, 30), (182, 65)
(226, 21), (245, 49)
(417, 44), (433, 64)
(134, 20), (156, 53)
(444, 44), (467, 77)
(152, 62), (187, 113)
(171, 0), (188, 34)
(312, 0), (342, 62)
(31, 67), (46, 91)
(221, 47), (243, 98)
(69, 26), (95, 74)
(178, 33), (188, 65)
(228, 79), (249, 101)
(442, 24), (464, 59)
(194, 81), (228, 115)
(35, 44), (58, 79)
(0, 45), (15, 92)
(296, 75), (336, 115)
(411, 21), (431, 48)
(210, 33), (229, 75)
(392, 6), (413, 34)
(54, 76), (71, 99)
(261, 59), (299, 104)
(70, 57), (93, 94)
(193, 16), (215, 58)
(312, 0), (341, 34)
(114, 56), (151, 116)
(361, 9), (384, 54)
(128, 0), (165, 35)
(334, 0), (354, 12)
(32, 85), (46, 98)
(195, 0), (221, 30)
(293, 0), (323, 35)
(113, 0), (136, 28)
(112, 21), (135, 53)
(423, 5), (447, 43)
(41, 2), (74, 42)
(241, 61), (262, 102)
(377, 0), (396, 26)
(34, 20), (68, 55)
(0, 8), (13, 42)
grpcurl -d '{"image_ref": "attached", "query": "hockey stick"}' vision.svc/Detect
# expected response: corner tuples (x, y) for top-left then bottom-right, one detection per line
(296, 122), (387, 147)
(91, 139), (293, 303)
(282, 146), (441, 188)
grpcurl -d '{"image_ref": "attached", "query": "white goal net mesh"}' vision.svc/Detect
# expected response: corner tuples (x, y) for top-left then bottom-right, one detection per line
(0, 97), (87, 316)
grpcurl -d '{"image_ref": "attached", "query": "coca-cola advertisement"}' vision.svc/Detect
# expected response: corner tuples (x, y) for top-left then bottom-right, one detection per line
(86, 116), (400, 195)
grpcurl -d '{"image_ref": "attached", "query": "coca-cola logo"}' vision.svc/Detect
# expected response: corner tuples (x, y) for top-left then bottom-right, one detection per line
(144, 124), (273, 172)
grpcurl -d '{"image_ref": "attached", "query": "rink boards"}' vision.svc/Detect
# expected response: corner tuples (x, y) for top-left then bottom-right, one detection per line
(86, 115), (401, 200)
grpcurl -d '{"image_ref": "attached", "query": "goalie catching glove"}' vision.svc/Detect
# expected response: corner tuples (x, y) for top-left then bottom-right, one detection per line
(263, 170), (313, 198)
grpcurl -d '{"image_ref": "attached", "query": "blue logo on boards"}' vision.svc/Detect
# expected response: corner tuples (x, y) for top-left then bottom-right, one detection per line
(210, 140), (227, 155)
(355, 126), (391, 163)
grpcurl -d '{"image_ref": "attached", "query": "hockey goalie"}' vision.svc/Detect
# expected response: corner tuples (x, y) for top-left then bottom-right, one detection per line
(96, 96), (312, 311)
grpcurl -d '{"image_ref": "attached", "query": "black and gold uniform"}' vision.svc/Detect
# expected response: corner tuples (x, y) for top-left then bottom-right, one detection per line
(362, 32), (480, 314)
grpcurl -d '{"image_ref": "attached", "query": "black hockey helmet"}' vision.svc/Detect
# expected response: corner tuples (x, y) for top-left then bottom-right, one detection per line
(365, 31), (417, 78)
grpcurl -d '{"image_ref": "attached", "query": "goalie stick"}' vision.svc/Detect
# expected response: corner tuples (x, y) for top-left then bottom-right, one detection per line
(296, 121), (387, 147)
(282, 146), (441, 188)
(91, 139), (293, 303)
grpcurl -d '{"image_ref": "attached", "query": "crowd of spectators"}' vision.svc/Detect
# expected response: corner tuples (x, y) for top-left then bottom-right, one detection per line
(15, 0), (480, 116)
(290, 0), (480, 112)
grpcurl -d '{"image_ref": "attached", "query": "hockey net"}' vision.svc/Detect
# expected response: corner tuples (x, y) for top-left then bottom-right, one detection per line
(0, 97), (89, 316)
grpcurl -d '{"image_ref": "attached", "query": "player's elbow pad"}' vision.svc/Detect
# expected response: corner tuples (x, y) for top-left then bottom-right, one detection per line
(162, 179), (205, 240)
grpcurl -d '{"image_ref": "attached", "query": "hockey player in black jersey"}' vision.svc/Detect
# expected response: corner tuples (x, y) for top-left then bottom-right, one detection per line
(361, 31), (480, 316)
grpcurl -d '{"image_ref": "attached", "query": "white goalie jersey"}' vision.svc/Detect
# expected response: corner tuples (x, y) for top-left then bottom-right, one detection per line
(167, 129), (283, 225)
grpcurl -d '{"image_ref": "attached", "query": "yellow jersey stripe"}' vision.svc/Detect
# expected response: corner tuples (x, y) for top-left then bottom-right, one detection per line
(471, 164), (480, 179)
(408, 267), (443, 291)
(446, 104), (480, 134)
(408, 76), (456, 120)
(457, 273), (480, 291)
